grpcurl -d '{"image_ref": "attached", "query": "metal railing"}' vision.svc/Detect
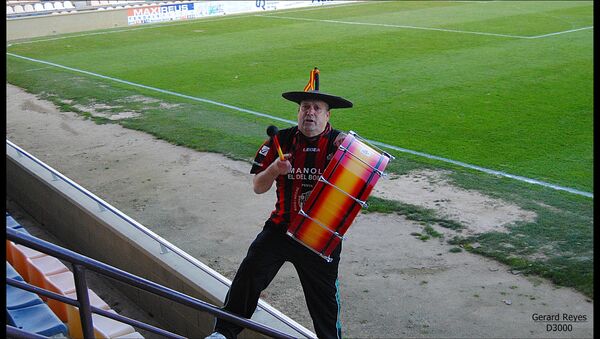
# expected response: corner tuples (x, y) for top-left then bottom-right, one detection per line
(6, 228), (296, 339)
(6, 325), (48, 339)
(6, 139), (315, 338)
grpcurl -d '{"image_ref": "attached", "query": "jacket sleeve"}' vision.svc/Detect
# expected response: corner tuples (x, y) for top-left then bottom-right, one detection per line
(250, 137), (276, 174)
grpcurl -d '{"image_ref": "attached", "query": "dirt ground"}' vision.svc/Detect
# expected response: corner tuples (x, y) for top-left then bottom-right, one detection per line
(6, 83), (593, 338)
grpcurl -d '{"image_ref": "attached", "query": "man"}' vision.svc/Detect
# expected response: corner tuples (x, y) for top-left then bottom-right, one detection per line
(208, 69), (352, 339)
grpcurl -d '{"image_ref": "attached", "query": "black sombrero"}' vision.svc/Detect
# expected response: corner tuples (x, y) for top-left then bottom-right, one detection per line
(282, 67), (353, 109)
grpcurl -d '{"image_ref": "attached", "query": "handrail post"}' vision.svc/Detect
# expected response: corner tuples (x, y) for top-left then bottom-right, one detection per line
(73, 264), (95, 339)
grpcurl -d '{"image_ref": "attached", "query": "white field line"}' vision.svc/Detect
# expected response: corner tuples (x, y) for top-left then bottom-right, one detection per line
(6, 53), (293, 126)
(527, 26), (594, 39)
(6, 53), (593, 198)
(256, 15), (593, 40)
(263, 1), (372, 15)
(7, 3), (591, 46)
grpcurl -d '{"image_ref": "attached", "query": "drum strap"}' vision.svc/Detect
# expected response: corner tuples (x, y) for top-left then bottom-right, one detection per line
(325, 129), (342, 164)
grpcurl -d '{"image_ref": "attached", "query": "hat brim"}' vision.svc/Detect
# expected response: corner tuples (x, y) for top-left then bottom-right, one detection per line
(282, 91), (353, 109)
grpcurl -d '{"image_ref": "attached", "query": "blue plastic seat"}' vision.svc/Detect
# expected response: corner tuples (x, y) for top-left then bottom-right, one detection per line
(6, 262), (24, 281)
(6, 283), (44, 310)
(6, 215), (20, 229)
(6, 303), (68, 336)
(10, 226), (30, 235)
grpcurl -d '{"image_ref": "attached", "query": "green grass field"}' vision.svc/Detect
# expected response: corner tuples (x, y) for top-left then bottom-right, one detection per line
(7, 0), (593, 192)
(7, 1), (593, 297)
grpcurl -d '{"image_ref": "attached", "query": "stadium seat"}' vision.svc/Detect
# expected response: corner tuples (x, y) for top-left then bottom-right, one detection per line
(53, 1), (64, 10)
(43, 2), (54, 11)
(115, 332), (145, 338)
(6, 261), (24, 281)
(91, 310), (136, 338)
(100, 0), (109, 5)
(6, 6), (14, 14)
(7, 283), (45, 310)
(24, 4), (35, 12)
(66, 288), (111, 339)
(6, 303), (68, 337)
(43, 270), (76, 321)
(90, 0), (100, 5)
(6, 261), (44, 311)
(9, 244), (47, 281)
(13, 5), (24, 13)
(6, 214), (20, 228)
(7, 240), (15, 263)
(27, 255), (70, 298)
(63, 1), (75, 9)
(6, 227), (30, 264)
(34, 3), (45, 11)
(6, 215), (25, 263)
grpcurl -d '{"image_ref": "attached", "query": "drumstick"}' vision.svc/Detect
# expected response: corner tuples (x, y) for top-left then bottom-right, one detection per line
(266, 125), (285, 161)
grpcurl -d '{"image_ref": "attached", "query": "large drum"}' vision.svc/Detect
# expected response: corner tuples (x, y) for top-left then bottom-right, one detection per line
(287, 131), (393, 262)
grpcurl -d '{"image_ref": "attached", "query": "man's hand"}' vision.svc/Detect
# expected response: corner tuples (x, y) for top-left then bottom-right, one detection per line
(271, 153), (292, 176)
(253, 154), (292, 194)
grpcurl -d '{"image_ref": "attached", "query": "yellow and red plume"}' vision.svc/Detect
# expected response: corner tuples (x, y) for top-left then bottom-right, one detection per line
(303, 67), (320, 92)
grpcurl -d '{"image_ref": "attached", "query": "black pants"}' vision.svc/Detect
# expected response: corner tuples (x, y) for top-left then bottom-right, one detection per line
(215, 222), (342, 339)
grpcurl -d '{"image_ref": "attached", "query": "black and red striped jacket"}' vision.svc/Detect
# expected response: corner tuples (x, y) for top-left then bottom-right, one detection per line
(251, 123), (341, 228)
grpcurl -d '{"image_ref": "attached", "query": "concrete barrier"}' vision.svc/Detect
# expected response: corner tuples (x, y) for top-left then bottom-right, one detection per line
(7, 8), (130, 41)
(6, 1), (355, 42)
(6, 140), (315, 338)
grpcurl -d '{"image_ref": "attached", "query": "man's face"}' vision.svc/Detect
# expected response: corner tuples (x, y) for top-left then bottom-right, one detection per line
(297, 99), (330, 137)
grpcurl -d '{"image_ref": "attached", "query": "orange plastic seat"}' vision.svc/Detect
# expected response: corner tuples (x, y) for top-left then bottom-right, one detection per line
(6, 225), (28, 265)
(43, 270), (76, 321)
(27, 255), (70, 295)
(9, 244), (47, 281)
(66, 288), (111, 338)
(6, 240), (15, 264)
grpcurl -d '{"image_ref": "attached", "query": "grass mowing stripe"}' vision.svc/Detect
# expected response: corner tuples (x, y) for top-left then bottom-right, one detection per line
(367, 140), (593, 198)
(257, 14), (593, 39)
(7, 2), (592, 192)
(7, 52), (592, 199)
(7, 21), (201, 46)
(256, 14), (530, 39)
(7, 52), (295, 126)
